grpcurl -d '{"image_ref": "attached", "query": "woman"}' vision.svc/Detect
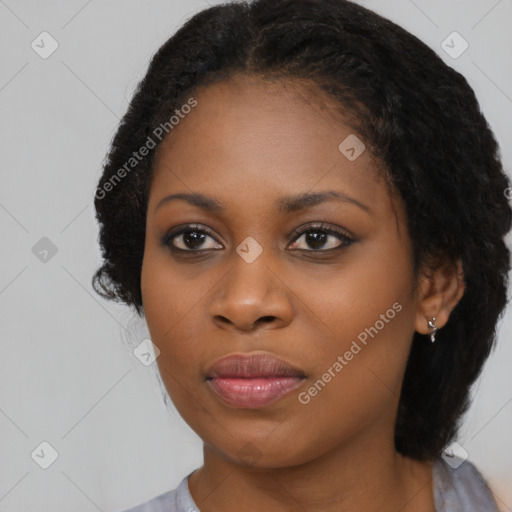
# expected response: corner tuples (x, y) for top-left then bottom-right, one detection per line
(92, 0), (511, 510)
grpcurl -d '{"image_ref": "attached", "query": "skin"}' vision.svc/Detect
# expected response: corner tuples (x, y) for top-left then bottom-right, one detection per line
(140, 74), (465, 512)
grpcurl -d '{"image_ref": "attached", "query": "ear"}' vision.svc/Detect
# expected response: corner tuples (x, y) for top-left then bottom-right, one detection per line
(414, 257), (466, 336)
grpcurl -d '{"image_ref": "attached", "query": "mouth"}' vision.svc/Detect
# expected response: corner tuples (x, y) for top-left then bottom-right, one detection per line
(205, 352), (307, 409)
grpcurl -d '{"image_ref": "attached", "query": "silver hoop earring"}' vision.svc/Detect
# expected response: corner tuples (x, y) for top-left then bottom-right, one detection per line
(427, 317), (438, 343)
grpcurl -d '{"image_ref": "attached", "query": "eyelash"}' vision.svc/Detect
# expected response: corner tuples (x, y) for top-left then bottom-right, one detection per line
(161, 222), (355, 255)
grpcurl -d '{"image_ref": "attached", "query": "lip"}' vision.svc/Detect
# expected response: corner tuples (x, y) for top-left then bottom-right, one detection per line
(205, 352), (306, 409)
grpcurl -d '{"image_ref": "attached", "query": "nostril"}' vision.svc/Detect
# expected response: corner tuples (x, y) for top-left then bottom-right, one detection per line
(215, 315), (232, 324)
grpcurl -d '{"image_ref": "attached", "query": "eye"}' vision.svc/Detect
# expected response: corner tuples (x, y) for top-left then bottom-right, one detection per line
(162, 222), (355, 255)
(288, 222), (354, 252)
(162, 224), (223, 252)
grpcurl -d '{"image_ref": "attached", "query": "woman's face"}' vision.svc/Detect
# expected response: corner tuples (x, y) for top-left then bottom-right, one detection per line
(141, 75), (422, 468)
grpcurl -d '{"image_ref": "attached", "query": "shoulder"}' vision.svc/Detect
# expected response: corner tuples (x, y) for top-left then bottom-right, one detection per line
(433, 457), (500, 512)
(120, 471), (199, 512)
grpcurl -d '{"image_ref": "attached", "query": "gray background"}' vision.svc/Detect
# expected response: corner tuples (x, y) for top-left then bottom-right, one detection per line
(1, 1), (511, 511)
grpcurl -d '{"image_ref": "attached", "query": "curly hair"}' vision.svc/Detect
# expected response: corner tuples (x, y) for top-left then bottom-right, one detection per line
(92, 0), (512, 460)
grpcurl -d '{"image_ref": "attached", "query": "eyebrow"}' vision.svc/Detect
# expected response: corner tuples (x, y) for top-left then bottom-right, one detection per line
(155, 190), (371, 214)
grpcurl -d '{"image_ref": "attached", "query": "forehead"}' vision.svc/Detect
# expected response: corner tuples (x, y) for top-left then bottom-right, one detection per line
(160, 74), (363, 151)
(148, 74), (397, 220)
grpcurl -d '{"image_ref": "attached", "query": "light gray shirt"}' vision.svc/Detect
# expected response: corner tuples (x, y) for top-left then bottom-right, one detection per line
(121, 458), (499, 511)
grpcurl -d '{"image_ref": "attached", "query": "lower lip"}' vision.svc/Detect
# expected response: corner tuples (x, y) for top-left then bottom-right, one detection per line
(207, 376), (305, 408)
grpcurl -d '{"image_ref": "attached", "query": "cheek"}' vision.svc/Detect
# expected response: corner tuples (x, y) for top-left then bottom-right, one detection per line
(141, 248), (203, 339)
(141, 264), (205, 421)
(291, 243), (416, 410)
(141, 256), (185, 373)
(140, 251), (215, 391)
(295, 243), (414, 350)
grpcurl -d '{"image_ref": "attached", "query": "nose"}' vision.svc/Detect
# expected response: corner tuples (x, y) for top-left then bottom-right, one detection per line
(208, 256), (294, 332)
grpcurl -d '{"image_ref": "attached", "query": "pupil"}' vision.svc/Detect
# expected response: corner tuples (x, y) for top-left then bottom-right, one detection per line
(307, 232), (327, 249)
(184, 231), (206, 248)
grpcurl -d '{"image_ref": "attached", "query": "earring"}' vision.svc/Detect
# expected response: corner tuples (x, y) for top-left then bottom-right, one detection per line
(427, 317), (438, 343)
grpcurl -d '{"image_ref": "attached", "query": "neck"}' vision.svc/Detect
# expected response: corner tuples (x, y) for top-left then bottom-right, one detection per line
(187, 429), (435, 512)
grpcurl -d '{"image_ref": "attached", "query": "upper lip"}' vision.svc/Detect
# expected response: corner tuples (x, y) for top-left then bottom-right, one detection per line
(206, 352), (306, 379)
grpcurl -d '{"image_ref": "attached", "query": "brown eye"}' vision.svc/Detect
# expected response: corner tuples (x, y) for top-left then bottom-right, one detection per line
(289, 223), (354, 251)
(162, 224), (223, 252)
